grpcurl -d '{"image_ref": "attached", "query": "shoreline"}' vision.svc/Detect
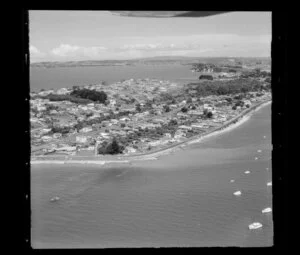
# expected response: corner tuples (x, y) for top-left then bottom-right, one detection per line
(31, 99), (271, 166)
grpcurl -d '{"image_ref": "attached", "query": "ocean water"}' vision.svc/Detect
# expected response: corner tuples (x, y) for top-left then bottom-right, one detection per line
(31, 104), (272, 248)
(30, 64), (199, 91)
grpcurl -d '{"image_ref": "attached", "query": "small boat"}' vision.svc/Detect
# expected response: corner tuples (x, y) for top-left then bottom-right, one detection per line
(244, 171), (250, 174)
(266, 168), (269, 170)
(262, 207), (272, 214)
(233, 191), (242, 196)
(263, 136), (266, 139)
(50, 196), (60, 202)
(257, 150), (262, 153)
(267, 182), (272, 186)
(248, 222), (263, 230)
(230, 179), (235, 183)
(255, 157), (258, 160)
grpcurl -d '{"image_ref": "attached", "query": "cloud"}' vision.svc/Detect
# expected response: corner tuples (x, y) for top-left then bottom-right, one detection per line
(118, 43), (193, 53)
(30, 45), (41, 54)
(45, 33), (271, 61)
(120, 43), (164, 51)
(51, 44), (107, 58)
(30, 45), (46, 56)
(29, 45), (46, 62)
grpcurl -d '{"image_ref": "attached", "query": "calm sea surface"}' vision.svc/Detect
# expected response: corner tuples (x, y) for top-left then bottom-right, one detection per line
(31, 104), (272, 248)
(30, 64), (199, 91)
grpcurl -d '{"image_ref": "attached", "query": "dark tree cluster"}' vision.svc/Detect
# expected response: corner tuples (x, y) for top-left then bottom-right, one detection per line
(181, 107), (188, 113)
(50, 126), (72, 134)
(199, 75), (213, 80)
(45, 104), (60, 112)
(135, 103), (142, 112)
(241, 69), (271, 79)
(163, 105), (171, 112)
(97, 138), (124, 155)
(186, 78), (267, 98)
(70, 89), (108, 103)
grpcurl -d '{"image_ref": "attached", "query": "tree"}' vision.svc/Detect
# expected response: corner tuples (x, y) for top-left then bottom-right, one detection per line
(97, 138), (124, 155)
(164, 105), (170, 112)
(186, 97), (192, 104)
(181, 107), (188, 113)
(70, 89), (108, 103)
(199, 75), (213, 80)
(206, 111), (213, 118)
(135, 103), (142, 112)
(169, 119), (178, 126)
(109, 138), (121, 154)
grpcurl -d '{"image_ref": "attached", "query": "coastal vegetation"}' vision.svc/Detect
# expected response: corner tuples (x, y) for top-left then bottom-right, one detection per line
(37, 89), (108, 104)
(97, 138), (124, 155)
(185, 78), (267, 97)
(70, 89), (108, 103)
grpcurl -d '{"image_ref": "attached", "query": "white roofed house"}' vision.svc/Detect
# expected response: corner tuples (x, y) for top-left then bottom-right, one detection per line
(38, 90), (54, 97)
(88, 113), (101, 120)
(110, 99), (117, 106)
(178, 125), (192, 131)
(79, 127), (93, 133)
(125, 146), (136, 154)
(41, 135), (53, 142)
(243, 100), (252, 107)
(40, 128), (52, 135)
(56, 88), (70, 95)
(37, 105), (47, 111)
(179, 100), (187, 107)
(76, 136), (88, 144)
(53, 133), (62, 139)
(188, 110), (203, 116)
(174, 130), (185, 139)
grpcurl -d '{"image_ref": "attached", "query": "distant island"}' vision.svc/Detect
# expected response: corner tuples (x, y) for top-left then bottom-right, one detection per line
(30, 56), (271, 69)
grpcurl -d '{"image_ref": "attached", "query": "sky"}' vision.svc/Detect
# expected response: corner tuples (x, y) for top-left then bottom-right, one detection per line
(29, 11), (271, 63)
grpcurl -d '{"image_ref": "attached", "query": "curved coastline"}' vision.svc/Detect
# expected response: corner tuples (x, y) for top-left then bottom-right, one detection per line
(31, 99), (271, 166)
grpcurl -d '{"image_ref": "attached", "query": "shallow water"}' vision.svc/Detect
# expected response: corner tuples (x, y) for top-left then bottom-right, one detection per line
(30, 64), (198, 91)
(31, 104), (272, 248)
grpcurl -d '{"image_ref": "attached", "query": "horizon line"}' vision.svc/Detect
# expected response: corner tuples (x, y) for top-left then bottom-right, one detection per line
(30, 56), (271, 64)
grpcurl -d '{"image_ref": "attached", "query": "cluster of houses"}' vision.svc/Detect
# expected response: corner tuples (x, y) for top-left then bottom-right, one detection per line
(30, 78), (271, 157)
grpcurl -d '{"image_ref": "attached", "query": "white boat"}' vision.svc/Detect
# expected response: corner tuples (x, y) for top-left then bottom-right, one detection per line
(230, 179), (235, 183)
(257, 150), (262, 153)
(248, 222), (263, 230)
(233, 191), (242, 196)
(262, 207), (272, 214)
(255, 157), (258, 160)
(50, 196), (60, 202)
(244, 171), (250, 174)
(267, 182), (272, 186)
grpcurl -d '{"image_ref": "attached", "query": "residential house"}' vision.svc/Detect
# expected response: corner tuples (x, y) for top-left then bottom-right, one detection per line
(76, 136), (88, 143)
(53, 133), (62, 139)
(41, 135), (52, 142)
(56, 88), (70, 95)
(79, 127), (93, 133)
(178, 125), (192, 131)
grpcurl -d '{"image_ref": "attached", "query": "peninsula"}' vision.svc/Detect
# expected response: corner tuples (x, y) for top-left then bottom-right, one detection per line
(30, 58), (271, 164)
